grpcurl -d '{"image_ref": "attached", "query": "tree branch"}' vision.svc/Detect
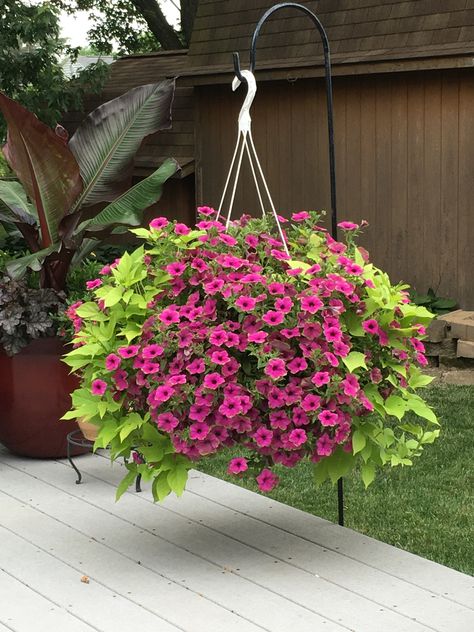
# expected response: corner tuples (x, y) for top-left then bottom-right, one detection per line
(130, 0), (184, 49)
(180, 0), (198, 46)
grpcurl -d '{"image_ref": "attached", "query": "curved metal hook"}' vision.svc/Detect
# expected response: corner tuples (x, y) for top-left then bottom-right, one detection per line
(232, 2), (338, 237)
(233, 52), (246, 84)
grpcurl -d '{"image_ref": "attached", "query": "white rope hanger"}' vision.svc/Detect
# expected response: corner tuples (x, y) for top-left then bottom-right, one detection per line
(216, 70), (290, 256)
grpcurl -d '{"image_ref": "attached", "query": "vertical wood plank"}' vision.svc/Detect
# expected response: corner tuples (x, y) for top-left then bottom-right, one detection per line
(458, 75), (474, 308)
(439, 71), (460, 301)
(374, 76), (392, 272)
(423, 76), (442, 296)
(289, 81), (305, 212)
(359, 76), (377, 257)
(344, 76), (362, 221)
(406, 75), (425, 294)
(390, 76), (408, 284)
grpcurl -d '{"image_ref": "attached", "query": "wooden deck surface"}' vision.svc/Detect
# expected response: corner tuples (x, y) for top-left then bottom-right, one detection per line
(0, 446), (472, 632)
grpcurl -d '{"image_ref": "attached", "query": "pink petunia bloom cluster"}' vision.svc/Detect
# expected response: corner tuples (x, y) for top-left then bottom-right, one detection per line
(71, 208), (432, 494)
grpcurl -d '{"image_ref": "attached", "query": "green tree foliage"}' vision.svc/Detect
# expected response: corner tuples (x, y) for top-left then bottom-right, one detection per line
(0, 0), (108, 141)
(52, 0), (198, 55)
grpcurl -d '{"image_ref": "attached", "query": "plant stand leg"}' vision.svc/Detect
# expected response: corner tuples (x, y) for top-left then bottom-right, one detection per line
(67, 434), (82, 485)
(136, 474), (142, 493)
(337, 478), (344, 526)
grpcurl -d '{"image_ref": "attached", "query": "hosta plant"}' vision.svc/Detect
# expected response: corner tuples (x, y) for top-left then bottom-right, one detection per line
(0, 80), (178, 292)
(63, 209), (440, 501)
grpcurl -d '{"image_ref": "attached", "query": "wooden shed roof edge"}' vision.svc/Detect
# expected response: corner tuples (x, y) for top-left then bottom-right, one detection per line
(179, 46), (474, 84)
(119, 49), (188, 60)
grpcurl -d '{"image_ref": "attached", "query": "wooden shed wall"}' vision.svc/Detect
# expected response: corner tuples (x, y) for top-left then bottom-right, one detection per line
(195, 68), (474, 308)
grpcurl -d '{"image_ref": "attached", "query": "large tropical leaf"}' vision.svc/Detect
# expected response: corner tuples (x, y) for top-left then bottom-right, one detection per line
(78, 159), (179, 233)
(71, 238), (99, 268)
(69, 79), (175, 210)
(0, 180), (37, 225)
(6, 244), (60, 280)
(0, 93), (82, 247)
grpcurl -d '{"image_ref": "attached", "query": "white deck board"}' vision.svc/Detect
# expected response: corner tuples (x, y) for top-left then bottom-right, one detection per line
(0, 567), (96, 632)
(28, 452), (472, 632)
(0, 448), (473, 632)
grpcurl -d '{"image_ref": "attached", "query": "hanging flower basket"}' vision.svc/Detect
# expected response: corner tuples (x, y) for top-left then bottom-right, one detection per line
(62, 209), (439, 500)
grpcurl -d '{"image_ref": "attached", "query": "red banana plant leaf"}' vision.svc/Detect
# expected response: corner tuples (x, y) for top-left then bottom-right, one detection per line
(68, 79), (175, 211)
(0, 92), (82, 248)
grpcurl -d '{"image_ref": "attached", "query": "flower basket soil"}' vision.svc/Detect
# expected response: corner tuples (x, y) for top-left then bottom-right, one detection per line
(0, 337), (88, 458)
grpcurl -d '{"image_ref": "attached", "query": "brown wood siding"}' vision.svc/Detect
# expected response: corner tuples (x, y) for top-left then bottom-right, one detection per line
(195, 69), (474, 308)
(188, 1), (474, 72)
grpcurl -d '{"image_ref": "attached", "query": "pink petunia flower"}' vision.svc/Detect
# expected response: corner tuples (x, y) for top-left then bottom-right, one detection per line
(210, 349), (230, 365)
(174, 223), (191, 235)
(197, 205), (216, 216)
(292, 407), (309, 426)
(288, 428), (307, 446)
(105, 354), (121, 371)
(287, 357), (308, 374)
(291, 211), (310, 221)
(345, 263), (364, 276)
(300, 295), (323, 314)
(156, 384), (176, 403)
(228, 457), (248, 474)
(275, 297), (293, 313)
(248, 331), (268, 343)
(318, 409), (339, 426)
(267, 282), (285, 295)
(265, 358), (287, 380)
(341, 374), (360, 397)
(337, 221), (359, 230)
(235, 295), (257, 311)
(271, 249), (291, 261)
(189, 422), (210, 440)
(186, 358), (206, 374)
(203, 372), (225, 390)
(262, 310), (285, 326)
(118, 345), (140, 359)
(362, 319), (379, 335)
(317, 434), (334, 457)
(219, 233), (238, 246)
(149, 217), (169, 230)
(256, 468), (279, 492)
(301, 393), (321, 412)
(159, 308), (180, 326)
(312, 371), (330, 387)
(156, 412), (179, 432)
(204, 278), (225, 295)
(142, 344), (164, 359)
(166, 262), (187, 277)
(86, 279), (102, 290)
(254, 427), (273, 447)
(91, 379), (107, 396)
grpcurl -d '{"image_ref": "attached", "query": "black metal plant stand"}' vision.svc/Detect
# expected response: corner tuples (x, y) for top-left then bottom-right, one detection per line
(233, 3), (344, 526)
(67, 429), (142, 493)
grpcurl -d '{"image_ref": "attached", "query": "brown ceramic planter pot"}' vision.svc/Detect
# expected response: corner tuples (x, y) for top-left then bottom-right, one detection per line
(0, 337), (89, 458)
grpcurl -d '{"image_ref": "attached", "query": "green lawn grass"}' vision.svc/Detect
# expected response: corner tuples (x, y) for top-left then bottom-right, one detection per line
(197, 385), (474, 575)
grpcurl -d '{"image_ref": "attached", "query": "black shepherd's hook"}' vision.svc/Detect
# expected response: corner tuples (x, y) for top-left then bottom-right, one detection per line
(233, 2), (338, 239)
(233, 3), (344, 527)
